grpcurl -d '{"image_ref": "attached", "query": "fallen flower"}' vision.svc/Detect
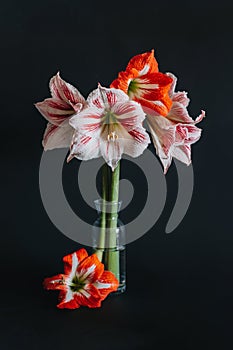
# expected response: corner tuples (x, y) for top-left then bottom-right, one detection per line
(43, 248), (119, 309)
(35, 72), (86, 150)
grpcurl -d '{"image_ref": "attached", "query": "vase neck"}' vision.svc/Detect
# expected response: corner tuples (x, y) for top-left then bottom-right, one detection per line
(94, 199), (122, 215)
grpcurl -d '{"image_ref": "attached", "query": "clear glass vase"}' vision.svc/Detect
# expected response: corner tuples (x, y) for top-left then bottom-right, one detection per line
(92, 199), (126, 294)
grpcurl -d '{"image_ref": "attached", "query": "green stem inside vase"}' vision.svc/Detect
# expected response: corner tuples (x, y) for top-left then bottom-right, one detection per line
(106, 161), (120, 280)
(95, 163), (109, 261)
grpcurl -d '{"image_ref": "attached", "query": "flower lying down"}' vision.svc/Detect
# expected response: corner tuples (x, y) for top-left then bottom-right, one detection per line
(43, 248), (119, 309)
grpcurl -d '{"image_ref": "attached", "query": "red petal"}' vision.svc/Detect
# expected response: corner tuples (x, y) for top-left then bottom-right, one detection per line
(57, 290), (80, 309)
(77, 253), (104, 283)
(75, 284), (102, 308)
(94, 271), (119, 299)
(43, 274), (66, 291)
(63, 248), (88, 275)
(126, 49), (158, 74)
(111, 69), (137, 94)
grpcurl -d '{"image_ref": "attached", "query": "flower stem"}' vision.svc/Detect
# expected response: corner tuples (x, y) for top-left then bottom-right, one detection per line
(107, 161), (120, 280)
(95, 163), (108, 261)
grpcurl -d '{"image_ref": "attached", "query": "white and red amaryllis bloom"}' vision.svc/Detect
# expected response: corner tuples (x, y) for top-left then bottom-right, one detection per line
(110, 50), (173, 117)
(35, 72), (86, 150)
(67, 86), (150, 171)
(146, 73), (206, 173)
(43, 248), (119, 309)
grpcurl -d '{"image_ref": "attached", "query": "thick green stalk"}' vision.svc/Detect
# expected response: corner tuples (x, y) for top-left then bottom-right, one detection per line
(107, 161), (120, 279)
(95, 163), (108, 261)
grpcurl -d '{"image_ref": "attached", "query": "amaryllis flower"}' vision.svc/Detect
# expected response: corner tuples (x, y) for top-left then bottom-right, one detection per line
(67, 86), (150, 170)
(110, 50), (173, 117)
(43, 248), (119, 309)
(147, 73), (205, 173)
(35, 72), (86, 150)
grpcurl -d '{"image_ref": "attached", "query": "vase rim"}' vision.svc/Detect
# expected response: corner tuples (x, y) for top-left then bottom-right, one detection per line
(94, 198), (122, 213)
(94, 198), (122, 205)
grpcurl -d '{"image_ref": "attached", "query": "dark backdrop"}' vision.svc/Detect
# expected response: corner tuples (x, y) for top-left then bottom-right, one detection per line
(1, 0), (233, 349)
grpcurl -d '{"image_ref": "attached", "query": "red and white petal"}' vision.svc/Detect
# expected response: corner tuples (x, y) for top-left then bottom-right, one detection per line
(172, 144), (191, 165)
(87, 86), (129, 109)
(147, 115), (176, 173)
(126, 49), (158, 75)
(100, 124), (150, 170)
(100, 138), (124, 171)
(167, 101), (194, 124)
(111, 100), (146, 131)
(67, 132), (101, 162)
(124, 127), (151, 158)
(166, 72), (190, 107)
(166, 72), (177, 97)
(76, 253), (104, 283)
(57, 289), (80, 309)
(49, 72), (86, 106)
(172, 91), (190, 107)
(69, 107), (103, 136)
(93, 270), (119, 299)
(130, 73), (173, 116)
(63, 248), (88, 276)
(43, 274), (66, 291)
(195, 110), (205, 124)
(42, 120), (74, 151)
(35, 98), (74, 125)
(110, 69), (137, 94)
(75, 284), (102, 308)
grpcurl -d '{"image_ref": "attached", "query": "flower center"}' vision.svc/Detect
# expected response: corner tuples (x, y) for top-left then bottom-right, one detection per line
(102, 110), (119, 141)
(70, 275), (85, 292)
(128, 79), (138, 96)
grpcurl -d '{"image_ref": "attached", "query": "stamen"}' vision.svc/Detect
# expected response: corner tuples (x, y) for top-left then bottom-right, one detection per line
(107, 131), (118, 141)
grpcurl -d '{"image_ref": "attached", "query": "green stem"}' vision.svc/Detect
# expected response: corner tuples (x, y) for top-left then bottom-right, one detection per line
(107, 161), (120, 280)
(95, 163), (108, 261)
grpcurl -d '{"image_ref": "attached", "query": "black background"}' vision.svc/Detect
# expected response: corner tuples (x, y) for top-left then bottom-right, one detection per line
(1, 0), (233, 349)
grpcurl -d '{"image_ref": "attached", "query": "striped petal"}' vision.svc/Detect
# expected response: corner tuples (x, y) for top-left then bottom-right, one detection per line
(111, 49), (158, 93)
(93, 271), (119, 299)
(67, 131), (101, 163)
(63, 248), (88, 275)
(111, 100), (146, 131)
(172, 144), (191, 165)
(43, 274), (66, 291)
(35, 98), (75, 125)
(57, 289), (80, 309)
(75, 284), (102, 308)
(69, 107), (103, 137)
(49, 72), (86, 107)
(87, 85), (129, 109)
(42, 120), (74, 151)
(100, 124), (150, 171)
(147, 114), (175, 173)
(76, 254), (104, 283)
(126, 49), (159, 74)
(110, 51), (172, 117)
(166, 101), (194, 124)
(68, 86), (150, 167)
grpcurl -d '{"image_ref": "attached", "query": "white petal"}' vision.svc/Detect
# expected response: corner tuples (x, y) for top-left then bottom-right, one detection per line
(69, 107), (103, 136)
(87, 86), (129, 109)
(49, 72), (86, 106)
(67, 132), (101, 162)
(42, 120), (74, 150)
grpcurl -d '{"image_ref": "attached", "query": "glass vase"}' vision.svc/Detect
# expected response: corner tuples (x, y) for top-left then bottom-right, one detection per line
(92, 199), (126, 294)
